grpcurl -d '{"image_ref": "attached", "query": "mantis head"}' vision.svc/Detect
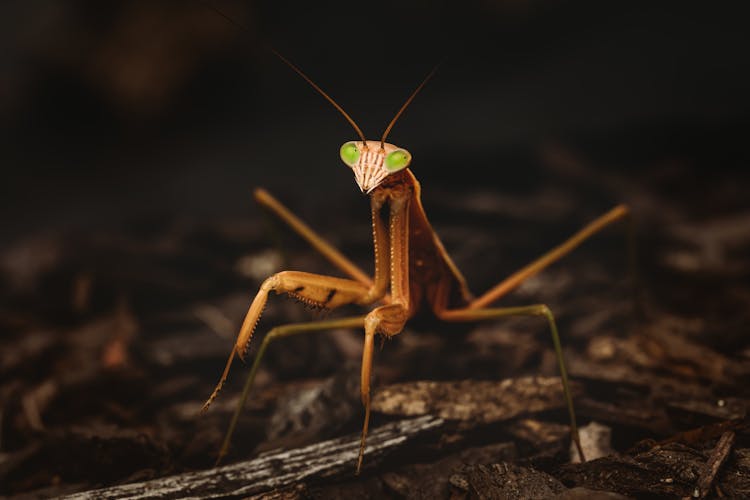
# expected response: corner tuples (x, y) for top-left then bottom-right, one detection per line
(270, 49), (436, 194)
(340, 140), (412, 193)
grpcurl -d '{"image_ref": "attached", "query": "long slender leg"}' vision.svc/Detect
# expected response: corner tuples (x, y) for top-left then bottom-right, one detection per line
(470, 204), (630, 309)
(254, 188), (373, 286)
(202, 271), (378, 411)
(214, 316), (366, 466)
(438, 305), (585, 461)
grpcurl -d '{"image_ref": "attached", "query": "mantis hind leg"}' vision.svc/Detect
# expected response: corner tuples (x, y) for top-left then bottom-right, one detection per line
(254, 188), (373, 286)
(437, 304), (585, 461)
(469, 204), (633, 310)
(213, 316), (366, 466)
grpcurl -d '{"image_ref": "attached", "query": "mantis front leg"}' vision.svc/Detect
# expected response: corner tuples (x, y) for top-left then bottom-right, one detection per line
(202, 271), (380, 412)
(236, 271), (376, 359)
(214, 315), (367, 466)
(357, 191), (412, 473)
(358, 303), (409, 473)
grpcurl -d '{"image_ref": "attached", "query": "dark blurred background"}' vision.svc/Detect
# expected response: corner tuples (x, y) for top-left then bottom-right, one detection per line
(2, 0), (748, 245)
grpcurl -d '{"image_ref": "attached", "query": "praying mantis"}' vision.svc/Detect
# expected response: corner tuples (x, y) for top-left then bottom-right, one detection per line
(200, 49), (631, 473)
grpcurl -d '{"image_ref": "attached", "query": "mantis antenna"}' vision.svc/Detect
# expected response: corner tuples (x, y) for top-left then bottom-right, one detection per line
(269, 49), (367, 144)
(202, 1), (367, 143)
(380, 64), (440, 148)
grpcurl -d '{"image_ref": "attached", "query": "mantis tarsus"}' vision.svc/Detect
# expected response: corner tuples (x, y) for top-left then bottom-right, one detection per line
(201, 49), (631, 473)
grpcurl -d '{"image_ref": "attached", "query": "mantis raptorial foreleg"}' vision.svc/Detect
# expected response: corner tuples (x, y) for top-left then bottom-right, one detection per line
(358, 303), (409, 473)
(213, 316), (367, 466)
(202, 271), (380, 411)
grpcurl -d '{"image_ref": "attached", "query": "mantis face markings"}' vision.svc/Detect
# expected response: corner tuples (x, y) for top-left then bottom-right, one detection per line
(340, 140), (412, 193)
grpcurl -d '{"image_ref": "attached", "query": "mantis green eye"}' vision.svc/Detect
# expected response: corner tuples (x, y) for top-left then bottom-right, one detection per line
(340, 142), (360, 166)
(385, 149), (411, 172)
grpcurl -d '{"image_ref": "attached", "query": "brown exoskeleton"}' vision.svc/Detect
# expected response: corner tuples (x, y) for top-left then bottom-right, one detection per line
(201, 50), (630, 472)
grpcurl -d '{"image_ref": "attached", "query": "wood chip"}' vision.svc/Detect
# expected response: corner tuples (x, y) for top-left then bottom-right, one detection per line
(692, 431), (735, 499)
(371, 376), (579, 423)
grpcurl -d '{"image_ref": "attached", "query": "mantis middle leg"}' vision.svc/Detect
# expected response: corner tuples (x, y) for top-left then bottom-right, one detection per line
(213, 315), (367, 465)
(437, 304), (585, 461)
